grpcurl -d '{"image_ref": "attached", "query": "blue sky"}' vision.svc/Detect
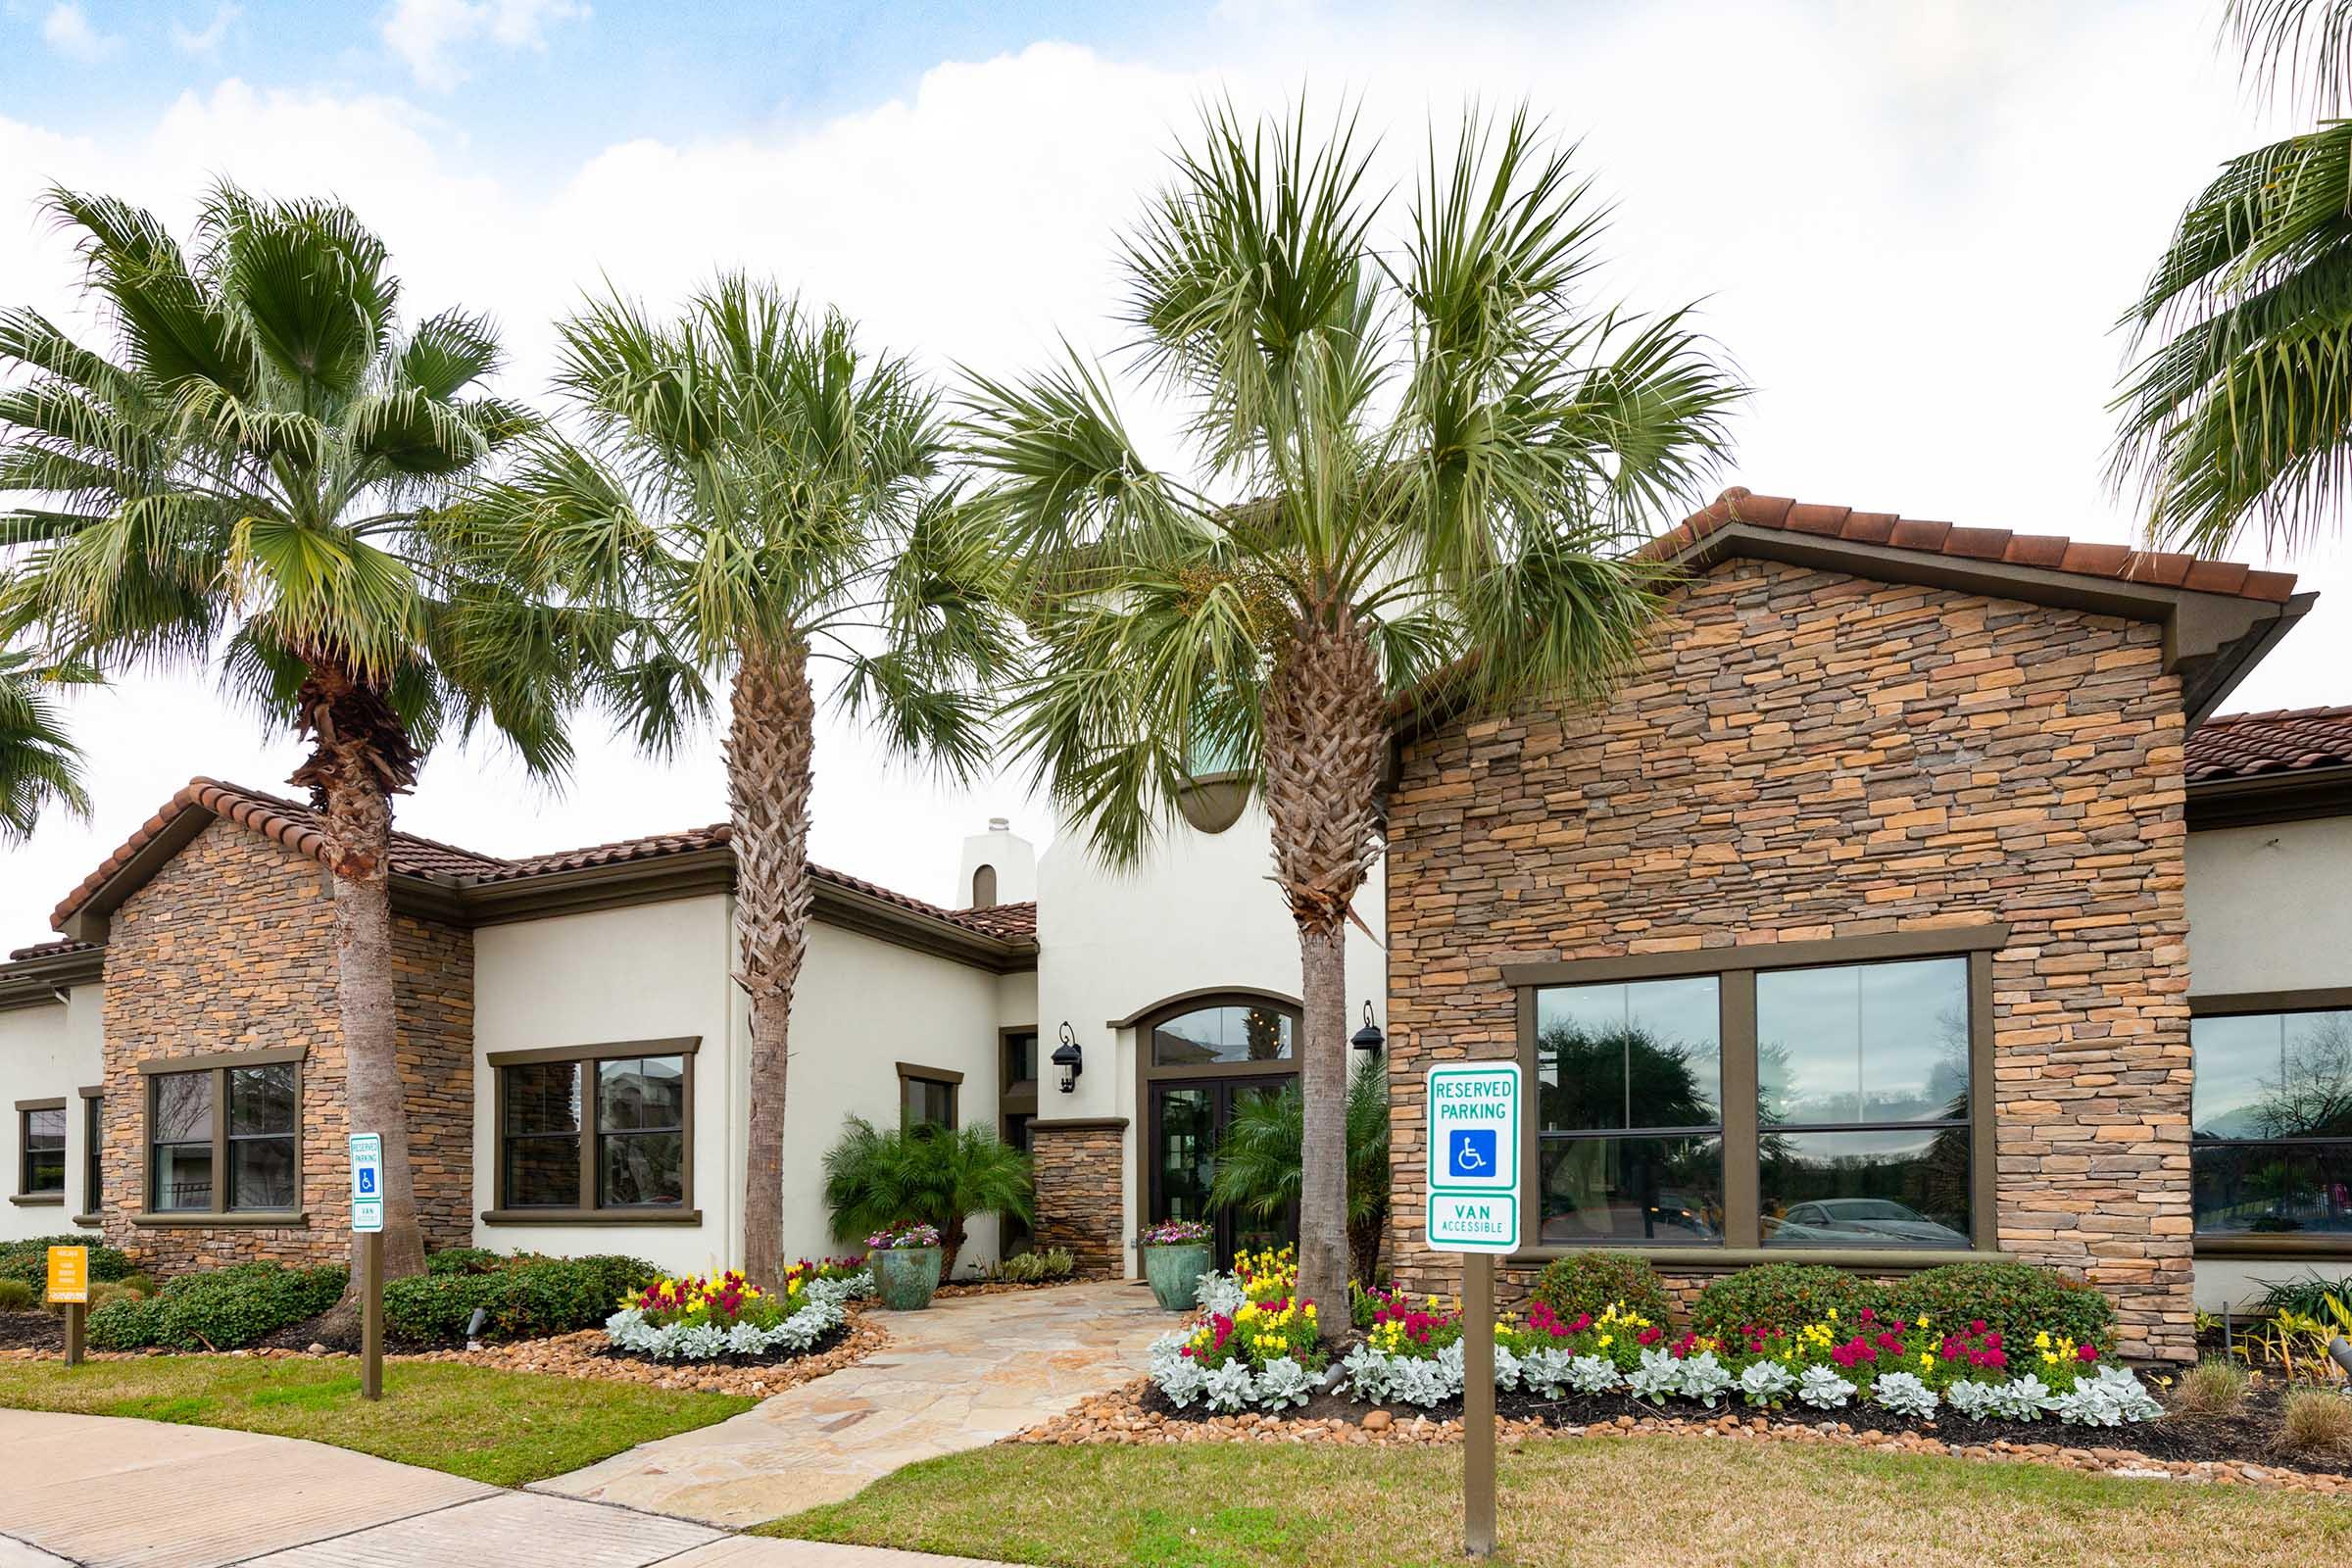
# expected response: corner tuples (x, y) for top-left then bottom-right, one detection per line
(0, 0), (2345, 946)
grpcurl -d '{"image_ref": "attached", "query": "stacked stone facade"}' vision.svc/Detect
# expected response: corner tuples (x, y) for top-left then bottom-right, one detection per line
(97, 818), (474, 1272)
(1031, 1118), (1127, 1278)
(1386, 557), (2198, 1360)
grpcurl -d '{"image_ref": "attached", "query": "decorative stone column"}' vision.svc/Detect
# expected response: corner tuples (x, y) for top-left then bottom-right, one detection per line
(1030, 1117), (1128, 1279)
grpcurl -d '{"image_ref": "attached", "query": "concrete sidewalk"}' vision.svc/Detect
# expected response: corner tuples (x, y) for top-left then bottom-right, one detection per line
(0, 1411), (976, 1568)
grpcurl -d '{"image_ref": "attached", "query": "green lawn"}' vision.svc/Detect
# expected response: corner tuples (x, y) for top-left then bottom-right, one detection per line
(761, 1436), (2352, 1568)
(0, 1356), (753, 1487)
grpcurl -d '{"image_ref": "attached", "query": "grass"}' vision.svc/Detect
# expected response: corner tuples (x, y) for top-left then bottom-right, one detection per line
(760, 1436), (2352, 1568)
(0, 1356), (753, 1487)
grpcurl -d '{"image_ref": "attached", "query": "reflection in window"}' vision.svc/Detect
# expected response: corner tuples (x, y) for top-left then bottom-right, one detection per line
(1536, 978), (1723, 1245)
(502, 1061), (582, 1208)
(227, 1064), (297, 1211)
(1152, 1004), (1295, 1066)
(599, 1057), (686, 1207)
(2192, 1010), (2352, 1236)
(1757, 958), (1971, 1248)
(150, 1071), (216, 1212)
(500, 1054), (688, 1213)
(901, 1072), (958, 1133)
(19, 1106), (64, 1197)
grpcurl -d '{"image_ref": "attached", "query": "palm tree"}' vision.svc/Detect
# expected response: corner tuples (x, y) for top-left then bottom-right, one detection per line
(961, 103), (1741, 1327)
(821, 1117), (1034, 1277)
(446, 276), (1013, 1289)
(0, 641), (94, 843)
(2115, 0), (2352, 555)
(1208, 1057), (1391, 1289)
(0, 185), (602, 1283)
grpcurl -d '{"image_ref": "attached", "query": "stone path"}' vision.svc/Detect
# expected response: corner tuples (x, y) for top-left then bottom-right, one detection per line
(535, 1279), (1174, 1527)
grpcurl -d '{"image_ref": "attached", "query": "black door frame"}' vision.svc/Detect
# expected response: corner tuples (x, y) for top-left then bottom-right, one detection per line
(1133, 992), (1303, 1266)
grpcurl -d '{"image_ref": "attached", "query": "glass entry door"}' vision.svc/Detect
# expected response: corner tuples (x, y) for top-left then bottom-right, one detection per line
(1148, 1074), (1296, 1266)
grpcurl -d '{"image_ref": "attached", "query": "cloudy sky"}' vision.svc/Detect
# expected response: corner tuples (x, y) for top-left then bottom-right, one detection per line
(0, 0), (2341, 950)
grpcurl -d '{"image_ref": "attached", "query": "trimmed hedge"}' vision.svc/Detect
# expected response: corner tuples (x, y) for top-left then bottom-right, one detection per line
(0, 1235), (133, 1291)
(1531, 1251), (1672, 1326)
(0, 1279), (33, 1310)
(86, 1261), (346, 1351)
(383, 1250), (659, 1347)
(1889, 1261), (2117, 1352)
(1689, 1263), (1889, 1341)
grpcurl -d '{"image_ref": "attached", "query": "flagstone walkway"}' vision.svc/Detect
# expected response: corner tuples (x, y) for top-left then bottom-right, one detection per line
(534, 1279), (1174, 1527)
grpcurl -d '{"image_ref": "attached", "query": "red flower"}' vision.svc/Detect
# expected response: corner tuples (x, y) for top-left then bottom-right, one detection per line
(2077, 1344), (2098, 1362)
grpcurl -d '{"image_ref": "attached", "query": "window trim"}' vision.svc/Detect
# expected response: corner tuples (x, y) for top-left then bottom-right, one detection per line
(483, 1037), (699, 1226)
(1508, 931), (2002, 1266)
(129, 1049), (308, 1227)
(897, 1062), (964, 1133)
(2185, 989), (2352, 1257)
(13, 1097), (67, 1205)
(74, 1085), (102, 1226)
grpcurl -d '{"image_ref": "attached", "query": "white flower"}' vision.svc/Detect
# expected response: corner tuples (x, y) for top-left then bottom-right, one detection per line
(1739, 1359), (1795, 1406)
(1871, 1372), (1938, 1418)
(1627, 1347), (1683, 1401)
(1202, 1359), (1258, 1412)
(1255, 1356), (1316, 1409)
(1796, 1365), (1856, 1409)
(1679, 1350), (1734, 1407)
(1566, 1354), (1624, 1395)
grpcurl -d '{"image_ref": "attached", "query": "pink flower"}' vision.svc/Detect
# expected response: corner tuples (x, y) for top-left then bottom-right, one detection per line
(2077, 1345), (2098, 1362)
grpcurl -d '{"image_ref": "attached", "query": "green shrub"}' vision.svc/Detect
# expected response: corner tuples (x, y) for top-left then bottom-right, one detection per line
(0, 1279), (33, 1310)
(424, 1247), (506, 1277)
(383, 1252), (659, 1346)
(80, 1261), (343, 1351)
(86, 1294), (163, 1350)
(985, 1248), (1075, 1285)
(2178, 1356), (2249, 1418)
(1690, 1263), (1889, 1341)
(1531, 1252), (1673, 1326)
(1888, 1261), (2117, 1351)
(2253, 1269), (2352, 1322)
(0, 1236), (134, 1290)
(119, 1272), (156, 1297)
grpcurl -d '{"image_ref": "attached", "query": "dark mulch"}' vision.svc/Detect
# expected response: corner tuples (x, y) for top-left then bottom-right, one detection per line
(0, 1310), (63, 1352)
(587, 1321), (850, 1372)
(254, 1302), (364, 1355)
(1140, 1374), (2352, 1476)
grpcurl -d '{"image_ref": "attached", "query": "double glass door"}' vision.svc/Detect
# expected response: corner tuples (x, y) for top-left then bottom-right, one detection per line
(1149, 1074), (1296, 1265)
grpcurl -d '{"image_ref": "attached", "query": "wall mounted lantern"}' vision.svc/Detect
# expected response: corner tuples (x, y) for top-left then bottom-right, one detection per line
(1350, 1001), (1385, 1054)
(1050, 1021), (1084, 1093)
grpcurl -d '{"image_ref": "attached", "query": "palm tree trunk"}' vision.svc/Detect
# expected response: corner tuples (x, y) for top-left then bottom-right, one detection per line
(729, 637), (815, 1292)
(1260, 612), (1387, 1338)
(292, 661), (426, 1286)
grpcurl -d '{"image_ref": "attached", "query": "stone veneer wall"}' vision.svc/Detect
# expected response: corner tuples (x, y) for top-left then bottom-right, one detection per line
(1031, 1118), (1127, 1279)
(1385, 557), (2198, 1361)
(98, 817), (474, 1272)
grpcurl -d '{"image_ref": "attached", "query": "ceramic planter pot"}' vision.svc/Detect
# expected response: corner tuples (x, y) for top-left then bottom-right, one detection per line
(871, 1245), (943, 1310)
(1143, 1242), (1211, 1311)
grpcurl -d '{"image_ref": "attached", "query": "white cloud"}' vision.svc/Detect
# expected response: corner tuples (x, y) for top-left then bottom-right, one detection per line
(171, 1), (241, 56)
(380, 0), (588, 92)
(40, 2), (117, 62)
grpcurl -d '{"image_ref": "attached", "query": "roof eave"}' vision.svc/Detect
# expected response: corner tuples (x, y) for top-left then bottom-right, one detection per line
(2185, 761), (2352, 831)
(0, 945), (105, 1012)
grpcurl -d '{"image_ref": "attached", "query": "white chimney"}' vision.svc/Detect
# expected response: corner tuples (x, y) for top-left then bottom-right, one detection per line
(957, 816), (1036, 907)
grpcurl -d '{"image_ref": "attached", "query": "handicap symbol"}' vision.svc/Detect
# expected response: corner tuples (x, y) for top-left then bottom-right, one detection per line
(1447, 1128), (1496, 1179)
(357, 1168), (377, 1196)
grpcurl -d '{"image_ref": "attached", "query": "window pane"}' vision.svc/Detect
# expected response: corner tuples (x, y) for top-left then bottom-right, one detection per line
(1758, 958), (1970, 1127)
(85, 1098), (102, 1210)
(1537, 978), (1720, 1132)
(903, 1077), (956, 1130)
(1155, 1087), (1213, 1222)
(152, 1072), (213, 1143)
(504, 1135), (579, 1206)
(229, 1138), (296, 1210)
(1152, 1005), (1294, 1066)
(504, 1062), (580, 1135)
(1005, 1032), (1038, 1084)
(599, 1057), (684, 1134)
(1760, 1127), (1972, 1247)
(2195, 1011), (2352, 1140)
(153, 1143), (215, 1211)
(2193, 1143), (2352, 1235)
(228, 1064), (296, 1136)
(1537, 1135), (1722, 1246)
(600, 1131), (684, 1206)
(25, 1107), (65, 1149)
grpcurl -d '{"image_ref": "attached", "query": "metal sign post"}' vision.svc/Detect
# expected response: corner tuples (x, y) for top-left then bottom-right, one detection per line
(1424, 1061), (1523, 1559)
(349, 1134), (385, 1401)
(46, 1246), (88, 1368)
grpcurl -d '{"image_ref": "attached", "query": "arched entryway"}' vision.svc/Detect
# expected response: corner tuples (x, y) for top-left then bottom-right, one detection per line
(1133, 991), (1301, 1265)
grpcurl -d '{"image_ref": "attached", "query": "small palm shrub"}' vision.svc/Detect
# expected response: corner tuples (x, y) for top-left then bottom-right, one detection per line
(86, 1261), (345, 1351)
(2177, 1356), (2249, 1418)
(2255, 1270), (2352, 1323)
(822, 1118), (1032, 1277)
(0, 1279), (33, 1310)
(1690, 1263), (1889, 1341)
(985, 1248), (1075, 1285)
(2278, 1389), (2352, 1459)
(1531, 1252), (1672, 1327)
(1890, 1261), (2116, 1352)
(1207, 1064), (1390, 1289)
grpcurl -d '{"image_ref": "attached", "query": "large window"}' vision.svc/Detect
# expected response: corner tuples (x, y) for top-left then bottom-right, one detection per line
(1514, 936), (1993, 1256)
(2191, 1008), (2352, 1238)
(491, 1041), (693, 1219)
(1152, 1004), (1295, 1066)
(16, 1101), (65, 1200)
(140, 1054), (301, 1217)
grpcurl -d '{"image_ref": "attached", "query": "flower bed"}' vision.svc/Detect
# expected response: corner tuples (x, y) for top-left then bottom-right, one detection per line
(603, 1261), (870, 1363)
(1148, 1248), (1327, 1411)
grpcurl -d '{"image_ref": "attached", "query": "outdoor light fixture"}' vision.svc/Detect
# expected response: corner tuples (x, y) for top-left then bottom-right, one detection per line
(1050, 1020), (1084, 1093)
(1350, 1001), (1385, 1054)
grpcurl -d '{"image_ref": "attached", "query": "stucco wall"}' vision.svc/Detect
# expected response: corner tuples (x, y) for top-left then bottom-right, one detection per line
(2185, 815), (2352, 997)
(1032, 799), (1388, 1278)
(0, 982), (104, 1242)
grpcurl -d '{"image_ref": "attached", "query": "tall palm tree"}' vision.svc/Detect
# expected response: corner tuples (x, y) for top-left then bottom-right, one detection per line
(961, 103), (1742, 1329)
(0, 640), (94, 843)
(446, 276), (1013, 1289)
(0, 185), (602, 1282)
(2116, 0), (2352, 555)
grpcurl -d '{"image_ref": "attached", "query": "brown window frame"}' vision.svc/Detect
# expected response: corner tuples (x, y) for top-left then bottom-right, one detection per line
(13, 1098), (66, 1204)
(2185, 987), (2352, 1258)
(1502, 926), (2003, 1270)
(483, 1038), (700, 1226)
(130, 1048), (307, 1228)
(898, 1062), (964, 1133)
(75, 1085), (102, 1226)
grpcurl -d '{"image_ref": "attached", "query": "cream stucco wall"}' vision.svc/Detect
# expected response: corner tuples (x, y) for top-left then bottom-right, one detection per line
(0, 982), (104, 1243)
(1032, 799), (1388, 1278)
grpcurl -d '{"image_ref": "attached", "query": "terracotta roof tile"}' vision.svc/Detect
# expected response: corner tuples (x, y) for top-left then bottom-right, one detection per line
(5, 938), (96, 962)
(2184, 706), (2352, 783)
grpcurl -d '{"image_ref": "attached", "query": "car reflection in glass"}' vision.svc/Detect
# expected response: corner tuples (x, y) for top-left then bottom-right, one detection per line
(1764, 1199), (1967, 1247)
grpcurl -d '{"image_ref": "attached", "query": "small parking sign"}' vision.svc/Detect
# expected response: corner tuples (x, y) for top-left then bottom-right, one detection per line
(349, 1133), (384, 1234)
(1425, 1061), (1522, 1254)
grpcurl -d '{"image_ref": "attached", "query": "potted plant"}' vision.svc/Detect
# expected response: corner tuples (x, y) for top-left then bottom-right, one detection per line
(865, 1222), (945, 1310)
(1140, 1218), (1214, 1311)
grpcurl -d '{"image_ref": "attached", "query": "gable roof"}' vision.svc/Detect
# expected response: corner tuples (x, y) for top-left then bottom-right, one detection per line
(2185, 705), (2352, 782)
(45, 778), (1036, 962)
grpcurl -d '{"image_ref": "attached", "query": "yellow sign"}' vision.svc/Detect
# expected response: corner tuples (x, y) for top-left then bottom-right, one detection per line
(46, 1246), (88, 1304)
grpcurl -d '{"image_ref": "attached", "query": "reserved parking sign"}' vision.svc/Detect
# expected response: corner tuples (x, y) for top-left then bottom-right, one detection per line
(1424, 1061), (1522, 1253)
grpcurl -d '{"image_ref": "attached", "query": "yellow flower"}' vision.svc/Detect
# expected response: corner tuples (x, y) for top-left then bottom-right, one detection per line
(1598, 1334), (1613, 1349)
(1919, 1352), (1934, 1368)
(2034, 1331), (2051, 1350)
